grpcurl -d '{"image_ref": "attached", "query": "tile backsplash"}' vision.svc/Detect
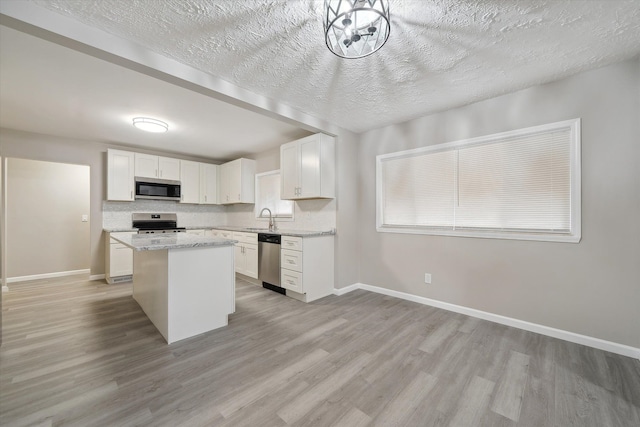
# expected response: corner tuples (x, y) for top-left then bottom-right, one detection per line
(226, 199), (336, 231)
(103, 199), (336, 231)
(102, 200), (226, 229)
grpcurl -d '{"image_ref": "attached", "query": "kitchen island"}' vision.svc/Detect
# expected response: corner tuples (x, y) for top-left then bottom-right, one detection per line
(110, 233), (237, 344)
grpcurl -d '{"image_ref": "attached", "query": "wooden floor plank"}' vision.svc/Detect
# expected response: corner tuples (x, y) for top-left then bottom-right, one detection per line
(1, 276), (638, 426)
(448, 375), (495, 427)
(491, 350), (530, 421)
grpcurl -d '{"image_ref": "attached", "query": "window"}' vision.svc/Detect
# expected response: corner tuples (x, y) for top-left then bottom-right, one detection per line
(255, 170), (294, 220)
(376, 119), (581, 242)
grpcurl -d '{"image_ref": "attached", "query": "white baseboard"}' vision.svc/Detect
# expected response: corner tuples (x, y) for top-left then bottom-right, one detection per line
(333, 283), (360, 296)
(89, 274), (106, 281)
(7, 269), (90, 283)
(334, 282), (640, 360)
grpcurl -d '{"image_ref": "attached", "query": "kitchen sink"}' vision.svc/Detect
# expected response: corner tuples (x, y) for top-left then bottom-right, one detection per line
(244, 227), (268, 232)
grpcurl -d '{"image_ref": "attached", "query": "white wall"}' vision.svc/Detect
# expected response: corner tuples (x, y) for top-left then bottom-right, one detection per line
(354, 58), (640, 348)
(6, 158), (90, 278)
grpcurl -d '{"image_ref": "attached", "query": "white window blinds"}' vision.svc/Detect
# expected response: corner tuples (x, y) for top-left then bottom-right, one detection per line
(377, 119), (581, 242)
(255, 171), (294, 218)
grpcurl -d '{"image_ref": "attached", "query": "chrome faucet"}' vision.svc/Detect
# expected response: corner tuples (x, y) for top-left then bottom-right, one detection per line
(259, 207), (276, 231)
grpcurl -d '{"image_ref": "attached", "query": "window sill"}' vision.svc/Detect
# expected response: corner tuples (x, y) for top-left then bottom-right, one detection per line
(376, 225), (581, 243)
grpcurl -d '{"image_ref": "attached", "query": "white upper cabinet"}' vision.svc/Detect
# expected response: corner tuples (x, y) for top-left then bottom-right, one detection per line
(135, 154), (180, 180)
(158, 157), (180, 180)
(220, 158), (256, 204)
(200, 163), (219, 204)
(280, 133), (335, 200)
(180, 160), (200, 204)
(107, 149), (135, 201)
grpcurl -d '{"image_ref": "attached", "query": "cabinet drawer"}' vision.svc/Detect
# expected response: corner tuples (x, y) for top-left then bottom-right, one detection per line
(281, 249), (302, 272)
(281, 269), (303, 293)
(281, 236), (302, 251)
(233, 231), (258, 244)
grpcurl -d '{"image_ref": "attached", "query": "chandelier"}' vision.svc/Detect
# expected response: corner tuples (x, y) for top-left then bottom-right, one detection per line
(324, 0), (390, 59)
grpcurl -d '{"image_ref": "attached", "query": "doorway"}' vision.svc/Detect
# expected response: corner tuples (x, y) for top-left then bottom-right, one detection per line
(5, 158), (90, 282)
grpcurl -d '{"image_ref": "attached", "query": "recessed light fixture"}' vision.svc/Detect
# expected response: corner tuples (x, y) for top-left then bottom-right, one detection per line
(132, 117), (169, 133)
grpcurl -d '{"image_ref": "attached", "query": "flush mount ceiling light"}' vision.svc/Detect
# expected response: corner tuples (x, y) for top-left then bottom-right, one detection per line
(132, 117), (169, 133)
(324, 0), (390, 59)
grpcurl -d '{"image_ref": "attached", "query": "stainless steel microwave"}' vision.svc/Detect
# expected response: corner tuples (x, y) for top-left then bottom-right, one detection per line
(134, 177), (181, 201)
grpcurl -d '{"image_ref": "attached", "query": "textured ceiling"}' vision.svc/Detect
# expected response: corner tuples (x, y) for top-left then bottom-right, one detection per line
(0, 26), (311, 160)
(18, 0), (640, 133)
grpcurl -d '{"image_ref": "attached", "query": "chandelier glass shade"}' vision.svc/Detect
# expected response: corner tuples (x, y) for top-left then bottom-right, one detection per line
(324, 0), (390, 59)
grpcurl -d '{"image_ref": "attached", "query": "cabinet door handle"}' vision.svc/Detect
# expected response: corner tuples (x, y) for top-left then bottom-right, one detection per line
(156, 169), (159, 177)
(130, 190), (133, 199)
(205, 195), (207, 202)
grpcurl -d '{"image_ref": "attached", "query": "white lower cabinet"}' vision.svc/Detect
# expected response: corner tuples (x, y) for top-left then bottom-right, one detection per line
(281, 269), (303, 294)
(213, 229), (234, 239)
(105, 231), (135, 284)
(280, 235), (334, 303)
(233, 232), (258, 279)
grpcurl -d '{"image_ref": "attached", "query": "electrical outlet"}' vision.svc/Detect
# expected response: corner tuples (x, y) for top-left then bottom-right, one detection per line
(424, 273), (432, 284)
(81, 215), (88, 222)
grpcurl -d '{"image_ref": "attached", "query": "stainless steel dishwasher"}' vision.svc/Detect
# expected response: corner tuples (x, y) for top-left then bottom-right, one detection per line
(258, 233), (284, 294)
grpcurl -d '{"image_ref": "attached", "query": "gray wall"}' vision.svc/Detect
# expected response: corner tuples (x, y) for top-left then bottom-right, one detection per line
(0, 128), (222, 277)
(6, 158), (90, 277)
(334, 130), (360, 289)
(355, 58), (640, 348)
(0, 130), (107, 276)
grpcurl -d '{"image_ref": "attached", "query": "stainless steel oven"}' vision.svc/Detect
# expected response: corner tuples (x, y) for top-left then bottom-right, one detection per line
(132, 213), (186, 233)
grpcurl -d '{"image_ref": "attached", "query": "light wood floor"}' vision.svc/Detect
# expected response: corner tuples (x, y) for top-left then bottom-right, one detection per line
(1, 275), (638, 427)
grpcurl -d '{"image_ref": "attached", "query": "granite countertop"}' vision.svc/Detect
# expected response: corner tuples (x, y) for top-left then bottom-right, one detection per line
(104, 226), (335, 238)
(204, 226), (336, 238)
(110, 233), (237, 251)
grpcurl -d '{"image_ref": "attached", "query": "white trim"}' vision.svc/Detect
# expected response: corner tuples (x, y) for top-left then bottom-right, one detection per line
(90, 274), (106, 281)
(254, 170), (294, 221)
(333, 283), (360, 296)
(7, 269), (90, 283)
(335, 283), (640, 360)
(2, 285), (8, 293)
(376, 119), (582, 243)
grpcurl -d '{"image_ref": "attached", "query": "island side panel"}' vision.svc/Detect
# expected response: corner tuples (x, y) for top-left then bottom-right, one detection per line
(132, 249), (169, 342)
(167, 245), (235, 344)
